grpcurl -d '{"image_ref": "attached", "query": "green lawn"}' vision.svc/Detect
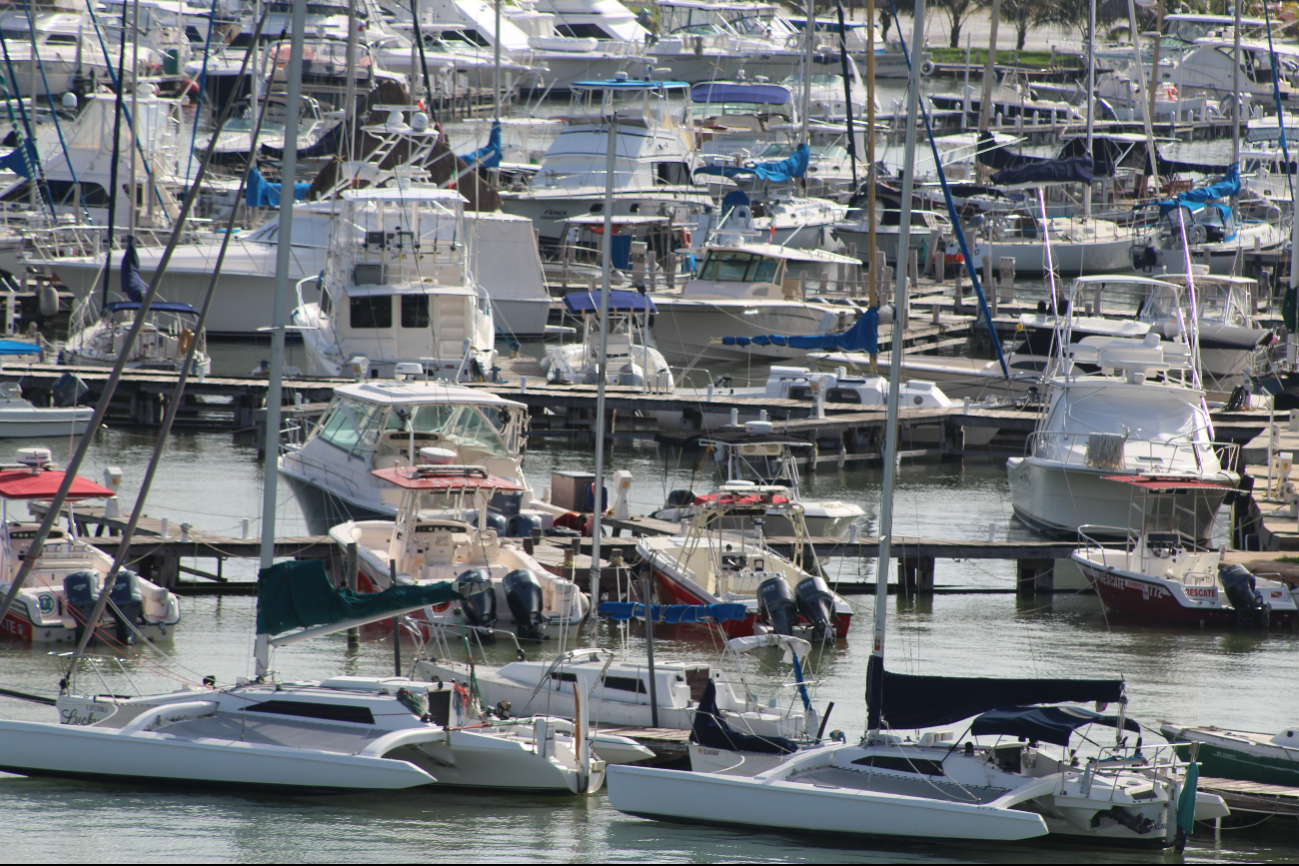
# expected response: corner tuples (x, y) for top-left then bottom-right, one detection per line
(927, 48), (1084, 69)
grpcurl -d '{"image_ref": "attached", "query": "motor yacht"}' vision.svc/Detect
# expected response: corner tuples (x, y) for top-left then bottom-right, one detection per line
(542, 289), (673, 391)
(293, 187), (496, 381)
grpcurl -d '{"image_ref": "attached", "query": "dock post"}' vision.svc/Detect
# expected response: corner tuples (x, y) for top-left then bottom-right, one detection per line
(983, 256), (996, 317)
(907, 248), (919, 299)
(897, 556), (934, 594)
(345, 542), (359, 648)
(925, 230), (940, 277)
(998, 257), (1015, 302)
(954, 269), (964, 313)
(1016, 558), (1054, 594)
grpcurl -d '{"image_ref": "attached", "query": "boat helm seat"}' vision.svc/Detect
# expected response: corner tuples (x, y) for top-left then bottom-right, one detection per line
(426, 531), (456, 566)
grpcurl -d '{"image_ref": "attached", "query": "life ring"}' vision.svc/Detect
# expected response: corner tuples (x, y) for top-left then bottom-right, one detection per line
(1165, 84), (1178, 101)
(177, 328), (193, 355)
(429, 600), (451, 613)
(681, 227), (692, 247)
(920, 59), (936, 77)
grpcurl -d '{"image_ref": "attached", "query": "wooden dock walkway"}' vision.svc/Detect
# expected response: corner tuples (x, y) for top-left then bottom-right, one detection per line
(1199, 777), (1299, 819)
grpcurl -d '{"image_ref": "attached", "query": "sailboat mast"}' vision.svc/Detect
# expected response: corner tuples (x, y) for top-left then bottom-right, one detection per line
(1084, 0), (1095, 219)
(976, 0), (1000, 134)
(867, 0), (924, 737)
(494, 0), (502, 120)
(801, 0), (812, 142)
(588, 88), (618, 618)
(1232, 0), (1242, 175)
(343, 0), (358, 168)
(255, 0), (309, 680)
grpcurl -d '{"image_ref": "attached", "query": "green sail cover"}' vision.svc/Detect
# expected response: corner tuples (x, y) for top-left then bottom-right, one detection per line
(256, 560), (461, 636)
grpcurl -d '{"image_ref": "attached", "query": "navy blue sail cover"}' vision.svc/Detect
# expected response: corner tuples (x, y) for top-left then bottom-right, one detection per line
(873, 670), (1124, 729)
(459, 120), (502, 170)
(121, 240), (148, 303)
(597, 601), (748, 623)
(105, 301), (201, 315)
(696, 143), (810, 182)
(970, 705), (1142, 747)
(1156, 163), (1241, 217)
(256, 560), (460, 636)
(691, 680), (797, 754)
(722, 307), (878, 353)
(991, 155), (1094, 187)
(691, 82), (792, 105)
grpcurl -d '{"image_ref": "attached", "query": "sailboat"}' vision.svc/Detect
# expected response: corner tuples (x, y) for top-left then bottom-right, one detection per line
(605, 12), (1223, 845)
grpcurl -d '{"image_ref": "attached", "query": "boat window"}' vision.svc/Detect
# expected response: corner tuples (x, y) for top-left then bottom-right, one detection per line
(401, 294), (430, 328)
(246, 699), (376, 725)
(556, 22), (611, 39)
(699, 252), (779, 283)
(654, 162), (691, 185)
(351, 295), (392, 329)
(384, 404), (511, 457)
(851, 755), (946, 776)
(317, 397), (379, 451)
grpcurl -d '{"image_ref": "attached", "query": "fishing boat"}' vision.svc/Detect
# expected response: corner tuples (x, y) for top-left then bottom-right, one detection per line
(1159, 723), (1299, 788)
(0, 382), (93, 438)
(327, 465), (588, 640)
(294, 187), (496, 381)
(638, 491), (852, 641)
(1072, 521), (1296, 626)
(541, 290), (673, 391)
(0, 448), (181, 644)
(1138, 274), (1273, 380)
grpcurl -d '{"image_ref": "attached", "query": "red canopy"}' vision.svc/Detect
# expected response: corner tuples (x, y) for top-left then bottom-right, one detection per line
(1101, 475), (1235, 493)
(0, 468), (116, 501)
(372, 465), (524, 492)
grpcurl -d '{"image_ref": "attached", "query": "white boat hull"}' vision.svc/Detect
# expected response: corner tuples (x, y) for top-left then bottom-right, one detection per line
(650, 300), (841, 367)
(0, 407), (93, 438)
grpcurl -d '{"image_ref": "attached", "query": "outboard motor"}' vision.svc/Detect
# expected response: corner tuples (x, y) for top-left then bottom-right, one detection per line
(107, 570), (143, 645)
(756, 576), (797, 636)
(503, 569), (546, 641)
(1219, 563), (1271, 628)
(463, 509), (508, 535)
(63, 571), (98, 645)
(506, 513), (542, 539)
(795, 575), (836, 643)
(457, 568), (497, 634)
(665, 489), (696, 508)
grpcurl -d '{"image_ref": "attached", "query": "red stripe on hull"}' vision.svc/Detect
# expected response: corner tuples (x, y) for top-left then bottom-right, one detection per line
(1083, 567), (1294, 625)
(0, 609), (33, 642)
(653, 567), (852, 638)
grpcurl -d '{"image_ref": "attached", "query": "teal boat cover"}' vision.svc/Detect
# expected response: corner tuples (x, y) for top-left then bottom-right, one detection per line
(696, 144), (810, 182)
(256, 560), (460, 636)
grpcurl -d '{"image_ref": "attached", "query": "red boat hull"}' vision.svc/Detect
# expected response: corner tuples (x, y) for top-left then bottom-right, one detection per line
(1081, 564), (1294, 626)
(652, 566), (851, 638)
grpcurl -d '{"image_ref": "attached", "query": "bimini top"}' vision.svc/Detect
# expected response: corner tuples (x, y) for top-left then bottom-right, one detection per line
(0, 468), (115, 501)
(563, 290), (657, 314)
(105, 301), (201, 316)
(571, 78), (690, 91)
(334, 381), (526, 411)
(372, 465), (525, 491)
(691, 82), (793, 105)
(970, 704), (1142, 748)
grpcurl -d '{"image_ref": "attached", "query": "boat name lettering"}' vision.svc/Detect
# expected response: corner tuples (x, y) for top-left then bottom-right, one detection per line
(1184, 586), (1218, 598)
(59, 707), (110, 726)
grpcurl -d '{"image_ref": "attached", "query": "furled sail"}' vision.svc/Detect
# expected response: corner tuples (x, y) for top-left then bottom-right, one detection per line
(721, 307), (878, 353)
(696, 143), (810, 182)
(256, 560), (459, 636)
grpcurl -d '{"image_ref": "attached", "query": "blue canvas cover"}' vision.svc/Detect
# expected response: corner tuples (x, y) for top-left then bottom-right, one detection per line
(0, 340), (39, 356)
(690, 82), (792, 105)
(597, 601), (749, 623)
(105, 301), (201, 315)
(970, 705), (1143, 747)
(696, 143), (810, 182)
(991, 155), (1094, 186)
(459, 120), (502, 170)
(722, 307), (878, 353)
(1157, 164), (1241, 217)
(871, 668), (1125, 729)
(120, 240), (148, 303)
(256, 559), (460, 636)
(0, 140), (37, 178)
(245, 166), (311, 208)
(563, 290), (656, 314)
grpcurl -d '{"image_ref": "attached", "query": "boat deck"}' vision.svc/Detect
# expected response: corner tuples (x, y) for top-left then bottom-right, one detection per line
(789, 766), (1005, 803)
(161, 714), (380, 754)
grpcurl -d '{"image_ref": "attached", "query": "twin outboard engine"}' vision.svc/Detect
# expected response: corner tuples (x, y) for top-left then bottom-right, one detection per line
(503, 569), (546, 641)
(1219, 563), (1271, 629)
(62, 571), (141, 645)
(757, 576), (797, 636)
(63, 571), (97, 645)
(795, 575), (836, 643)
(458, 568), (497, 634)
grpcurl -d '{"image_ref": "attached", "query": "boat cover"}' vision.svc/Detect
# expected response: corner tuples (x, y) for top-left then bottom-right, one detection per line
(371, 466), (525, 491)
(991, 155), (1094, 187)
(256, 559), (460, 636)
(105, 301), (201, 315)
(970, 705), (1142, 747)
(1156, 163), (1240, 217)
(245, 166), (311, 208)
(721, 307), (878, 353)
(0, 140), (37, 177)
(695, 144), (810, 181)
(0, 340), (39, 356)
(597, 601), (749, 623)
(0, 468), (114, 501)
(562, 290), (657, 314)
(459, 120), (502, 170)
(870, 668), (1125, 729)
(690, 680), (797, 754)
(726, 633), (811, 663)
(690, 82), (793, 105)
(121, 240), (148, 303)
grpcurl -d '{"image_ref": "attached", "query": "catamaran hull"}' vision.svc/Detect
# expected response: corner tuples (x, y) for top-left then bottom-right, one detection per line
(1007, 458), (1227, 542)
(606, 764), (1048, 842)
(0, 719), (437, 792)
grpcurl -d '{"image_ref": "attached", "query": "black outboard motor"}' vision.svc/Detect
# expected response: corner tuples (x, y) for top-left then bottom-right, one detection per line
(756, 577), (797, 636)
(458, 568), (497, 633)
(1219, 563), (1271, 628)
(665, 489), (697, 508)
(63, 571), (97, 645)
(503, 569), (546, 641)
(506, 513), (542, 539)
(795, 575), (836, 643)
(107, 570), (143, 645)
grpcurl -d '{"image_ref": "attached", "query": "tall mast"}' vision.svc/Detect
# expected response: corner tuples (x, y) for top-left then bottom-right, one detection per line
(866, 0), (878, 374)
(588, 85), (618, 620)
(494, 0), (502, 120)
(343, 0), (358, 169)
(867, 0), (923, 737)
(976, 0), (1000, 135)
(1084, 0), (1095, 219)
(255, 0), (308, 681)
(801, 0), (812, 142)
(1232, 0), (1242, 186)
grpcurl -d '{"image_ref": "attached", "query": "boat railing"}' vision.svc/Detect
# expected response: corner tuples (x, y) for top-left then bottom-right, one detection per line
(23, 223), (197, 261)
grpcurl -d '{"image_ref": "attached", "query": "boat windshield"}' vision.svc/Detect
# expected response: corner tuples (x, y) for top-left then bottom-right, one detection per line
(1060, 385), (1208, 444)
(384, 404), (513, 457)
(699, 251), (780, 282)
